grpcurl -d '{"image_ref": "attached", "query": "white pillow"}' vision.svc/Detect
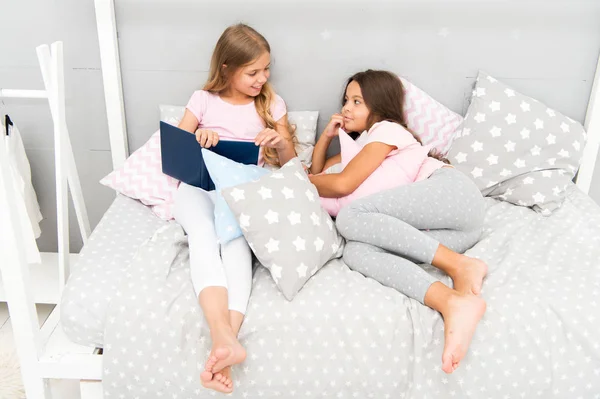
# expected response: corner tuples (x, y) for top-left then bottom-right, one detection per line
(159, 104), (186, 124)
(288, 111), (318, 146)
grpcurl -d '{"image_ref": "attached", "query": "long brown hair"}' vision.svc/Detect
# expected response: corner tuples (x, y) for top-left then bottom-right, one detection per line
(343, 70), (447, 162)
(204, 23), (294, 166)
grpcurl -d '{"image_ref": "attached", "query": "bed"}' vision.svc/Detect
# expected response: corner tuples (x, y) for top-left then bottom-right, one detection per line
(69, 185), (600, 398)
(60, 195), (168, 348)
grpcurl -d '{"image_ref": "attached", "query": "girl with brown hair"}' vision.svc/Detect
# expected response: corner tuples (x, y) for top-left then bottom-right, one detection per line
(310, 70), (488, 374)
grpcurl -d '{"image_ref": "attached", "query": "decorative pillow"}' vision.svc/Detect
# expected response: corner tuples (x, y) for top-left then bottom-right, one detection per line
(400, 77), (463, 156)
(222, 158), (344, 300)
(100, 130), (179, 220)
(289, 111), (318, 169)
(447, 71), (586, 215)
(289, 111), (319, 146)
(319, 130), (412, 217)
(159, 104), (185, 125)
(201, 149), (270, 244)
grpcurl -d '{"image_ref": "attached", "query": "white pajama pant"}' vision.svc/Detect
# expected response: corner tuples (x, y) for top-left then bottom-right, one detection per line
(173, 183), (253, 314)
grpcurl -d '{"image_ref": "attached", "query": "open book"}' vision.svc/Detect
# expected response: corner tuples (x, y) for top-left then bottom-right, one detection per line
(160, 121), (260, 191)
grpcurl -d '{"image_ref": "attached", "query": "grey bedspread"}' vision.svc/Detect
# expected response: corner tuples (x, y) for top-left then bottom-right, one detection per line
(102, 185), (600, 398)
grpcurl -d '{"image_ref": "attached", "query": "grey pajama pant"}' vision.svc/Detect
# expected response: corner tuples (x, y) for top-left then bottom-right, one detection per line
(335, 167), (486, 304)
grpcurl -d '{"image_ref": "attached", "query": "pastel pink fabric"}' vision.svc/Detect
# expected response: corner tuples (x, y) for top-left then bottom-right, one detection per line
(320, 121), (445, 216)
(400, 77), (463, 156)
(186, 90), (287, 165)
(100, 130), (180, 220)
(100, 91), (287, 220)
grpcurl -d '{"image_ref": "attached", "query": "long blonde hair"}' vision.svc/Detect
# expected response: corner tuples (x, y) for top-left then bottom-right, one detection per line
(204, 24), (294, 166)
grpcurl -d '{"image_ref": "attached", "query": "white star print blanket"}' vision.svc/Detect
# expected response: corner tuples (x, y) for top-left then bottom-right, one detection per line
(102, 185), (600, 398)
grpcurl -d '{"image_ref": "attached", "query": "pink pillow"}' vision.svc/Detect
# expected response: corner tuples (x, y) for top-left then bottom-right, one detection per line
(400, 77), (463, 156)
(100, 130), (179, 220)
(319, 131), (410, 217)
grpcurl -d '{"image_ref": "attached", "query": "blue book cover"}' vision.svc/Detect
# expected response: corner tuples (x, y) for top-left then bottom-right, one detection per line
(160, 121), (260, 191)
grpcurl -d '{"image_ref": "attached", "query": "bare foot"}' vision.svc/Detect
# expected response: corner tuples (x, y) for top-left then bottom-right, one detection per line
(440, 293), (486, 373)
(215, 367), (233, 389)
(200, 368), (233, 394)
(450, 257), (488, 295)
(205, 337), (246, 375)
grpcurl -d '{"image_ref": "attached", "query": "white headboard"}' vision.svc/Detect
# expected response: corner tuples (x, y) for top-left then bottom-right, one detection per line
(580, 54), (600, 193)
(93, 0), (600, 194)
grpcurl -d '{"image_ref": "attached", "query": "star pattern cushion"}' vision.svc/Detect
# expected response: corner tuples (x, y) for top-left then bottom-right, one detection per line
(448, 71), (587, 215)
(201, 149), (270, 244)
(222, 157), (344, 300)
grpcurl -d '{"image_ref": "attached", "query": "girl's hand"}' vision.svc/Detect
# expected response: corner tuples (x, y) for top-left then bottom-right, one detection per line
(255, 128), (286, 150)
(323, 114), (345, 138)
(195, 129), (220, 148)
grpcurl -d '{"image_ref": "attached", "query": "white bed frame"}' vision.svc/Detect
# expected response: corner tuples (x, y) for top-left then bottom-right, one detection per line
(0, 1), (599, 397)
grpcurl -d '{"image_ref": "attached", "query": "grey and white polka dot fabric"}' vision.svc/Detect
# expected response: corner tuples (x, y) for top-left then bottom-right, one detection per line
(61, 195), (169, 347)
(102, 184), (600, 398)
(336, 167), (486, 303)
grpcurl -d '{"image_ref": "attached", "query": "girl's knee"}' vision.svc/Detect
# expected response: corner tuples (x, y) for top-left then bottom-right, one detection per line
(467, 196), (486, 230)
(336, 205), (360, 234)
(342, 241), (369, 267)
(223, 235), (251, 253)
(341, 243), (358, 268)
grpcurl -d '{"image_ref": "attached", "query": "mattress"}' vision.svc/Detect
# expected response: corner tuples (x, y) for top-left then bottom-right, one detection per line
(100, 185), (600, 398)
(61, 194), (169, 347)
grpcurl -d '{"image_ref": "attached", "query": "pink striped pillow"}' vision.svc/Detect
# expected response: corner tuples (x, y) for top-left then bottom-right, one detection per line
(100, 130), (179, 220)
(400, 77), (463, 156)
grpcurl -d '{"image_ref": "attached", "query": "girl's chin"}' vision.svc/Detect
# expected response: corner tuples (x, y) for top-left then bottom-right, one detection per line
(344, 123), (362, 132)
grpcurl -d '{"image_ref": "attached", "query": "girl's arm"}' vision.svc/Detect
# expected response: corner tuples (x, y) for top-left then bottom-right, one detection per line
(309, 142), (394, 198)
(178, 109), (199, 133)
(311, 114), (344, 174)
(311, 134), (335, 174)
(274, 114), (297, 165)
(321, 153), (341, 172)
(255, 114), (297, 166)
(178, 109), (219, 148)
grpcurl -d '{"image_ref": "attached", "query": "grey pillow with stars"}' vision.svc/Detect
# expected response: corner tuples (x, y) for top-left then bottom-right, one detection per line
(222, 157), (344, 300)
(448, 71), (587, 215)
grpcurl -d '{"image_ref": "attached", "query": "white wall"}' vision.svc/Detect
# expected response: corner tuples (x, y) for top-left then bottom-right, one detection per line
(116, 0), (600, 191)
(1, 0), (600, 253)
(0, 0), (116, 252)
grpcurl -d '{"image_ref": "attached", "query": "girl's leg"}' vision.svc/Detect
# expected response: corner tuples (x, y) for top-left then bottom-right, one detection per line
(221, 236), (253, 316)
(340, 168), (485, 231)
(206, 235), (253, 382)
(343, 241), (437, 303)
(174, 184), (226, 292)
(343, 241), (486, 374)
(337, 168), (488, 293)
(425, 229), (488, 295)
(337, 168), (485, 263)
(424, 282), (486, 374)
(208, 236), (252, 388)
(173, 184), (239, 393)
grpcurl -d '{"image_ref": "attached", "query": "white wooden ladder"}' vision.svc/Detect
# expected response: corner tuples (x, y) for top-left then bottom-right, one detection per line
(0, 42), (102, 399)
